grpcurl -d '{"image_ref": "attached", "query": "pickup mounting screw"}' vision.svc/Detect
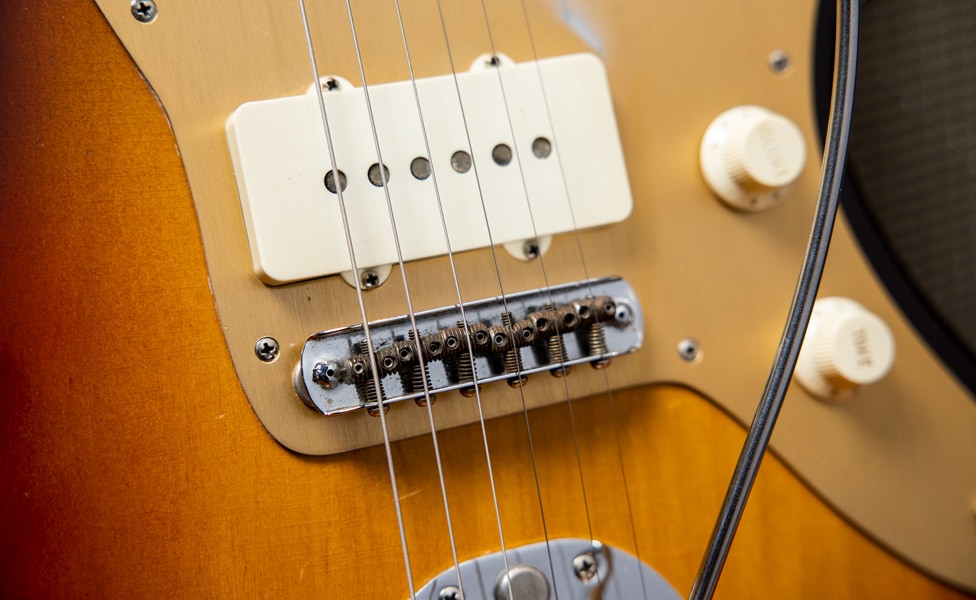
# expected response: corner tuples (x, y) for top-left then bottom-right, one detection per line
(255, 337), (280, 362)
(360, 270), (381, 289)
(573, 552), (598, 582)
(131, 0), (157, 23)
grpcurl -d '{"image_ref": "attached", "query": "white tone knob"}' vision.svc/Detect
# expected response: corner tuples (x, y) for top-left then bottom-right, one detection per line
(700, 105), (807, 211)
(795, 297), (896, 401)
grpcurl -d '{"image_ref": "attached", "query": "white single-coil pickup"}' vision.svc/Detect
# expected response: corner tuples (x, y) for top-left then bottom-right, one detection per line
(226, 53), (632, 285)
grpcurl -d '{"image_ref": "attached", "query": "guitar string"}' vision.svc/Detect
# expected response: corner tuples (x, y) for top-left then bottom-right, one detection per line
(297, 1), (417, 597)
(475, 0), (602, 588)
(338, 0), (467, 595)
(514, 0), (593, 295)
(393, 0), (536, 598)
(428, 0), (568, 590)
(384, 4), (521, 596)
(601, 373), (649, 599)
(514, 2), (650, 597)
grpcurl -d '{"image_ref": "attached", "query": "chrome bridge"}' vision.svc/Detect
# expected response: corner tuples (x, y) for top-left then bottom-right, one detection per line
(295, 278), (643, 415)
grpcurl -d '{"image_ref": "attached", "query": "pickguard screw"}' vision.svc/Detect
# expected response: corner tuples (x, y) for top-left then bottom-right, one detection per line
(768, 50), (791, 74)
(573, 552), (598, 582)
(438, 585), (462, 600)
(130, 0), (157, 23)
(360, 270), (381, 289)
(255, 337), (280, 362)
(523, 239), (541, 260)
(678, 338), (701, 362)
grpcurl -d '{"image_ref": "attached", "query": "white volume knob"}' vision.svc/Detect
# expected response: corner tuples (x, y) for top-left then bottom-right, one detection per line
(795, 298), (896, 401)
(700, 106), (807, 211)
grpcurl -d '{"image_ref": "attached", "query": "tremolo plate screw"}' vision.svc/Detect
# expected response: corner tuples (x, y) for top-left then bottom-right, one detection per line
(572, 552), (598, 582)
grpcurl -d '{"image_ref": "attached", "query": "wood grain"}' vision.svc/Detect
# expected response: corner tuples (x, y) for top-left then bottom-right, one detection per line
(0, 1), (972, 598)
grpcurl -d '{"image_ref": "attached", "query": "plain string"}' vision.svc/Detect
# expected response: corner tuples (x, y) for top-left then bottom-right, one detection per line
(430, 0), (569, 591)
(297, 1), (417, 597)
(385, 2), (534, 595)
(512, 1), (651, 596)
(337, 0), (469, 596)
(428, 0), (572, 599)
(302, 1), (650, 597)
(476, 0), (613, 595)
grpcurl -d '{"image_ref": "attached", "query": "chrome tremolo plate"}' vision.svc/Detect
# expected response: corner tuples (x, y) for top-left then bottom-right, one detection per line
(297, 277), (643, 415)
(414, 538), (681, 600)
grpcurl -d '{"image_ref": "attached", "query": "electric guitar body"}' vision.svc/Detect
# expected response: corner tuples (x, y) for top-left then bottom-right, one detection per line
(1, 1), (974, 598)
